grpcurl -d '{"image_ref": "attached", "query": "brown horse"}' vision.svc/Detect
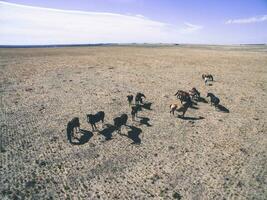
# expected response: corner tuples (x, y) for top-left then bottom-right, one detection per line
(174, 90), (191, 103)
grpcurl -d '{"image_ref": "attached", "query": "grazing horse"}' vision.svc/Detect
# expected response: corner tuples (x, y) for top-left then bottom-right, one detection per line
(189, 87), (200, 101)
(114, 114), (128, 133)
(202, 74), (214, 84)
(207, 93), (220, 107)
(67, 117), (80, 143)
(127, 95), (134, 106)
(87, 111), (105, 131)
(174, 90), (191, 104)
(135, 93), (146, 104)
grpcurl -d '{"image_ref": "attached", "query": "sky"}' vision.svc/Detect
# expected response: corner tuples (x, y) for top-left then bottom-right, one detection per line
(0, 0), (267, 45)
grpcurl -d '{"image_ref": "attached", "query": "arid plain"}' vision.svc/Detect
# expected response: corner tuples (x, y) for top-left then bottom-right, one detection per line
(0, 45), (266, 199)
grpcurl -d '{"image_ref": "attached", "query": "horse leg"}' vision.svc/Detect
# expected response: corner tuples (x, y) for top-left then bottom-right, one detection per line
(182, 111), (185, 118)
(71, 129), (74, 142)
(67, 129), (73, 143)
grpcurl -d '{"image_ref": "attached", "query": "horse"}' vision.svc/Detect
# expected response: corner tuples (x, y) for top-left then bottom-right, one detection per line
(135, 93), (146, 104)
(131, 105), (141, 121)
(127, 95), (134, 106)
(174, 90), (191, 104)
(207, 93), (220, 107)
(189, 87), (200, 101)
(176, 100), (193, 118)
(202, 74), (214, 85)
(67, 117), (80, 143)
(87, 111), (105, 131)
(113, 114), (128, 134)
(170, 103), (178, 116)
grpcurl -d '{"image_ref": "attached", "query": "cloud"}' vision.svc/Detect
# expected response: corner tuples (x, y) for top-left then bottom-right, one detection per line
(181, 22), (203, 33)
(225, 15), (267, 24)
(0, 1), (202, 45)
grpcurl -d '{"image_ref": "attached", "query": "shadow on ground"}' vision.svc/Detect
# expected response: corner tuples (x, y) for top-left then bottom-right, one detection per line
(190, 105), (199, 110)
(120, 125), (142, 144)
(71, 129), (93, 145)
(178, 116), (205, 120)
(197, 97), (208, 103)
(141, 102), (152, 110)
(99, 124), (116, 140)
(138, 116), (152, 127)
(216, 104), (230, 113)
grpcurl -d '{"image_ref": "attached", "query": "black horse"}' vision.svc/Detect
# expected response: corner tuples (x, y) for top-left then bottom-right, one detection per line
(87, 111), (105, 131)
(189, 88), (200, 101)
(131, 105), (141, 121)
(127, 95), (134, 106)
(67, 117), (80, 143)
(113, 114), (128, 134)
(207, 93), (220, 107)
(202, 74), (214, 81)
(135, 93), (146, 104)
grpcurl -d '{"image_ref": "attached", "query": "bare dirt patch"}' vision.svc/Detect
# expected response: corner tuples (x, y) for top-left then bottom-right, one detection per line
(0, 45), (266, 199)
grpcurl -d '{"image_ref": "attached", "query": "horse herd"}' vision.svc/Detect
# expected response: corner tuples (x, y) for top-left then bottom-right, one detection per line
(67, 73), (224, 144)
(66, 92), (147, 143)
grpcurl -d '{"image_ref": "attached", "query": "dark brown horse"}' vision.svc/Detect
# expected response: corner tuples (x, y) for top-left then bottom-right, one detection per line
(174, 90), (191, 103)
(67, 117), (80, 143)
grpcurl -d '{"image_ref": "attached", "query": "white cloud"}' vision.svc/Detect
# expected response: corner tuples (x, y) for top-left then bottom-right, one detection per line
(181, 22), (203, 33)
(225, 15), (267, 24)
(0, 1), (202, 45)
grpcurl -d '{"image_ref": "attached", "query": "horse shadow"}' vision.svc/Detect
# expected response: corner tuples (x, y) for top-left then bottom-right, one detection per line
(141, 102), (152, 110)
(71, 129), (93, 145)
(216, 104), (230, 113)
(120, 125), (142, 144)
(178, 116), (205, 120)
(190, 105), (199, 110)
(197, 97), (208, 103)
(98, 124), (116, 140)
(138, 116), (152, 127)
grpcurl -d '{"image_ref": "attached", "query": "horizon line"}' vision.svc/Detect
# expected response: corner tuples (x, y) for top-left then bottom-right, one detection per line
(0, 43), (266, 48)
